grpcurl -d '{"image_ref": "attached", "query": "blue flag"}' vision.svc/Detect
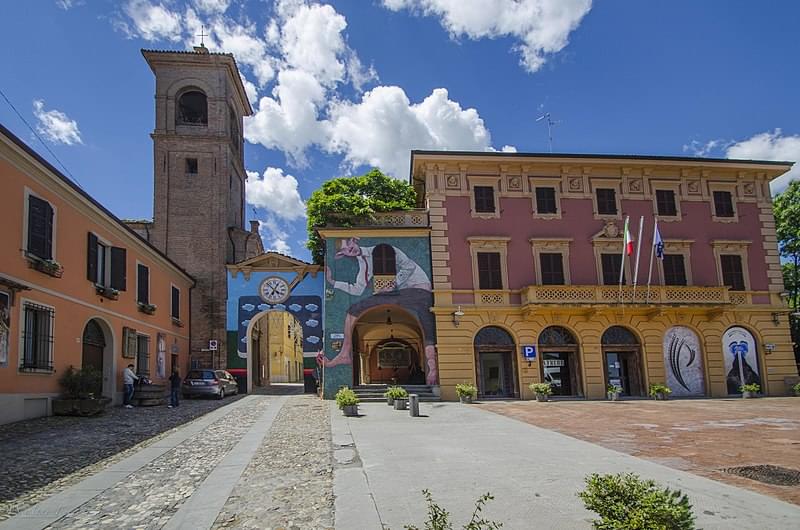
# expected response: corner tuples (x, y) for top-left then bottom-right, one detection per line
(654, 223), (664, 260)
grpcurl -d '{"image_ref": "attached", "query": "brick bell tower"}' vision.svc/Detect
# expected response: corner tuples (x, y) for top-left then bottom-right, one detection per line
(143, 45), (261, 369)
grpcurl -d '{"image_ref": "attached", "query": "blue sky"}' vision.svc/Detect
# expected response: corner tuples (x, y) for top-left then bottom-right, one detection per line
(1, 0), (798, 261)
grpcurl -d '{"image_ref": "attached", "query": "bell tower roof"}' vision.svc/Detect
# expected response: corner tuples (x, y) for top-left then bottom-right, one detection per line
(141, 48), (253, 116)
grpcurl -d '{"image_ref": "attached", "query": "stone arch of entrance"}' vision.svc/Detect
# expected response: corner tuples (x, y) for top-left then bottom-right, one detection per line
(245, 309), (305, 392)
(474, 325), (518, 398)
(81, 317), (116, 400)
(351, 304), (427, 386)
(601, 325), (645, 397)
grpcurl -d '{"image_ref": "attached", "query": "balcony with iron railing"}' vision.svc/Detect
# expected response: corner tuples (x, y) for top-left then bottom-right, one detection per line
(522, 284), (748, 306)
(326, 209), (429, 228)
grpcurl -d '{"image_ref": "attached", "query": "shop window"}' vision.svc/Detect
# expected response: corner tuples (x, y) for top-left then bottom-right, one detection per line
(477, 252), (503, 289)
(663, 254), (687, 286)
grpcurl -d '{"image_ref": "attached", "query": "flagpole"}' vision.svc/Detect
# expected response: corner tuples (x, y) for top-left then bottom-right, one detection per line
(632, 216), (644, 302)
(646, 217), (658, 304)
(618, 216), (629, 304)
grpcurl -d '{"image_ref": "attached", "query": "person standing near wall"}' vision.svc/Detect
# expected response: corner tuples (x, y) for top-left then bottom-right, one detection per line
(123, 364), (138, 408)
(168, 369), (181, 408)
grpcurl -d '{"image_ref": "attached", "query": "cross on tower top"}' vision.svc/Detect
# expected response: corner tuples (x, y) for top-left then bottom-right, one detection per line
(197, 25), (208, 47)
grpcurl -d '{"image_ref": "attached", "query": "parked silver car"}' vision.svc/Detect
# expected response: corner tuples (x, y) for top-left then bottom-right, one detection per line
(182, 370), (239, 399)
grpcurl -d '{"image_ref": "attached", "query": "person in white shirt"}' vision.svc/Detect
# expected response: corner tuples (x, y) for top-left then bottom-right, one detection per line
(123, 364), (138, 408)
(324, 237), (438, 385)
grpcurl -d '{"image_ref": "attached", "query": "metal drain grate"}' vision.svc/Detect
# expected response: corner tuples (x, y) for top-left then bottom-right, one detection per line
(723, 465), (800, 486)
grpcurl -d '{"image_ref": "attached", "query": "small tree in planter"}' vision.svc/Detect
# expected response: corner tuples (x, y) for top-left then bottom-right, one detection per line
(336, 386), (360, 416)
(529, 382), (553, 402)
(607, 384), (622, 401)
(384, 385), (408, 406)
(54, 366), (110, 416)
(455, 383), (478, 404)
(648, 383), (672, 401)
(740, 383), (761, 399)
(579, 473), (695, 529)
(793, 382), (800, 396)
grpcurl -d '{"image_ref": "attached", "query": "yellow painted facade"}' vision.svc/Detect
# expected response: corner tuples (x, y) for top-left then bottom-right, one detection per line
(252, 311), (303, 384)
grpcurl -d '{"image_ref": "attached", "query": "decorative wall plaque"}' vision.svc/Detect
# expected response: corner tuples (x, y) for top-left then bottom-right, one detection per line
(743, 182), (755, 196)
(629, 178), (643, 193)
(687, 180), (700, 194)
(446, 174), (460, 189)
(508, 176), (521, 190)
(569, 177), (583, 192)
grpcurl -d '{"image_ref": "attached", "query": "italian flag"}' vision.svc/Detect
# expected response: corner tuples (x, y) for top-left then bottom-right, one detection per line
(623, 216), (634, 256)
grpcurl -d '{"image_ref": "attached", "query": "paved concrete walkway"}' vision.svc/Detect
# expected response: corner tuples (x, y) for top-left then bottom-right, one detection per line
(0, 395), (287, 530)
(332, 401), (800, 529)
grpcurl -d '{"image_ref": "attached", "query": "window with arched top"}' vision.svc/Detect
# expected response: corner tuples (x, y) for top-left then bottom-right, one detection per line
(177, 90), (208, 125)
(474, 326), (515, 348)
(538, 326), (577, 347)
(602, 326), (639, 346)
(372, 244), (396, 275)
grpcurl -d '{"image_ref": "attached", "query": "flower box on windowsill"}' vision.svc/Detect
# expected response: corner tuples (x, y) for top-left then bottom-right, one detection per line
(171, 317), (184, 328)
(27, 256), (63, 278)
(95, 285), (119, 300)
(138, 302), (157, 315)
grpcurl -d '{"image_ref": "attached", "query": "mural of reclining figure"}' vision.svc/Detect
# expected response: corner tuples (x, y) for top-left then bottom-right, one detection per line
(324, 237), (438, 385)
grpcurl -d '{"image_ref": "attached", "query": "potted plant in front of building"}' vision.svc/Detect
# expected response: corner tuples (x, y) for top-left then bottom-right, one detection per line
(792, 382), (800, 397)
(52, 366), (110, 416)
(336, 386), (360, 416)
(456, 383), (478, 404)
(529, 382), (553, 402)
(607, 384), (622, 401)
(137, 302), (157, 315)
(384, 385), (407, 406)
(740, 383), (760, 399)
(648, 383), (672, 401)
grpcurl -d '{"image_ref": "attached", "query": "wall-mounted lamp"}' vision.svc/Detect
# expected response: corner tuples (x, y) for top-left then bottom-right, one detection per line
(452, 306), (465, 327)
(765, 343), (775, 355)
(771, 312), (781, 326)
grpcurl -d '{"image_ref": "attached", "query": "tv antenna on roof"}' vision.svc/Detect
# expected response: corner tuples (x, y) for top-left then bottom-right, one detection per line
(535, 112), (559, 153)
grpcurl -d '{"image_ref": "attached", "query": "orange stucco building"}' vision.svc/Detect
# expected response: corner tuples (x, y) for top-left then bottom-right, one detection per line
(0, 124), (194, 425)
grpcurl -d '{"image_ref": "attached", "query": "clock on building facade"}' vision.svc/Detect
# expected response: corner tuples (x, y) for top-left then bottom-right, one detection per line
(259, 276), (290, 304)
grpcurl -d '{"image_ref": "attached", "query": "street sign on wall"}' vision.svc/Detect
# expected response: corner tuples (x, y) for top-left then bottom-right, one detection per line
(522, 345), (536, 359)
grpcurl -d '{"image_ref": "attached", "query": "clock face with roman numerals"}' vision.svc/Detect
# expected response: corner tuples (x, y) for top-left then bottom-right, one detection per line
(259, 276), (290, 304)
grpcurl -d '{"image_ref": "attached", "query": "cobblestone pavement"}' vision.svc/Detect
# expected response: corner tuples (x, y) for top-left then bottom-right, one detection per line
(212, 395), (334, 530)
(0, 396), (243, 521)
(482, 397), (800, 505)
(47, 397), (270, 529)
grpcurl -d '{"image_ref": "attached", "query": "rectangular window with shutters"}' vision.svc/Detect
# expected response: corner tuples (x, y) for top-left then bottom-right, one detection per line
(655, 190), (677, 217)
(171, 286), (180, 319)
(601, 253), (624, 285)
(20, 302), (54, 371)
(136, 334), (150, 377)
(477, 252), (503, 289)
(535, 187), (558, 214)
(596, 188), (618, 215)
(713, 191), (735, 218)
(87, 233), (126, 291)
(137, 264), (150, 304)
(539, 253), (565, 285)
(473, 186), (496, 213)
(662, 254), (687, 286)
(720, 254), (745, 291)
(26, 195), (54, 260)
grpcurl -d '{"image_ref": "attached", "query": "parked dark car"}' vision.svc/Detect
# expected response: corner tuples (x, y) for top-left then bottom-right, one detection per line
(182, 370), (239, 399)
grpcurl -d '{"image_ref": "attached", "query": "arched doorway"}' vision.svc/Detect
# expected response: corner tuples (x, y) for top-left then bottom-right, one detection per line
(722, 326), (761, 395)
(82, 319), (112, 398)
(247, 310), (304, 389)
(538, 326), (582, 397)
(351, 306), (426, 386)
(602, 326), (644, 397)
(474, 326), (518, 398)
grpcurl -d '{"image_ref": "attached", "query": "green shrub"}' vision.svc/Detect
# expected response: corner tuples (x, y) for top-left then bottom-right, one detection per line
(578, 473), (695, 530)
(607, 384), (622, 394)
(740, 383), (761, 393)
(455, 383), (478, 398)
(385, 385), (409, 399)
(529, 382), (552, 395)
(58, 365), (102, 399)
(404, 489), (502, 530)
(648, 384), (672, 397)
(793, 382), (800, 395)
(335, 386), (359, 409)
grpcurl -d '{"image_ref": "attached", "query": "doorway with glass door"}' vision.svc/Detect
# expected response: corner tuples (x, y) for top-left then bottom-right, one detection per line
(602, 326), (644, 397)
(474, 326), (518, 398)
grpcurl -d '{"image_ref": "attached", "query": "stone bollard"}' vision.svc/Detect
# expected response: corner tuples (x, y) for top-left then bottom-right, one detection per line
(409, 394), (420, 417)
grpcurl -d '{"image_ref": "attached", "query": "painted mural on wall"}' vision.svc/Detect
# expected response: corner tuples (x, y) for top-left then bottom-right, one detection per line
(0, 292), (9, 367)
(323, 236), (436, 395)
(226, 266), (323, 371)
(662, 326), (705, 397)
(723, 326), (761, 394)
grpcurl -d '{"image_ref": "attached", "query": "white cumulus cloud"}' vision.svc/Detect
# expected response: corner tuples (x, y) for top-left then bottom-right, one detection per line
(726, 129), (800, 194)
(258, 217), (292, 254)
(325, 86), (491, 178)
(122, 0), (183, 41)
(32, 99), (83, 145)
(246, 166), (306, 221)
(192, 0), (230, 14)
(382, 0), (592, 73)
